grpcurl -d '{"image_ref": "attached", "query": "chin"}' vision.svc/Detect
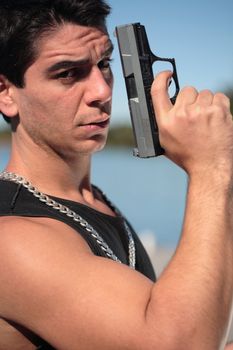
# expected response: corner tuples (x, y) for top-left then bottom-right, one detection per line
(90, 137), (108, 154)
(75, 135), (108, 156)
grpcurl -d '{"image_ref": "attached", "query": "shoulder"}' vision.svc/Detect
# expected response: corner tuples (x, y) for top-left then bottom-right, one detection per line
(0, 215), (92, 302)
(0, 214), (92, 287)
(0, 215), (94, 325)
(0, 215), (153, 350)
(0, 216), (92, 277)
(0, 215), (91, 248)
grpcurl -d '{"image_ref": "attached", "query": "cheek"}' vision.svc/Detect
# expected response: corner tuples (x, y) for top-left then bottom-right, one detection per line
(18, 86), (81, 126)
(58, 86), (84, 115)
(17, 88), (55, 116)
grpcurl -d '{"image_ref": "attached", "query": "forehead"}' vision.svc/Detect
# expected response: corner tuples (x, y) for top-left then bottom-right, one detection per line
(35, 23), (112, 65)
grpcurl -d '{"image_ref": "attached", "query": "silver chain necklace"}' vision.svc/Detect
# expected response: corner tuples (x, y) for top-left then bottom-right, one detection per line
(0, 171), (136, 268)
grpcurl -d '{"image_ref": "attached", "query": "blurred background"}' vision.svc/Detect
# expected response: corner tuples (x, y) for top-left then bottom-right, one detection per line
(0, 0), (233, 272)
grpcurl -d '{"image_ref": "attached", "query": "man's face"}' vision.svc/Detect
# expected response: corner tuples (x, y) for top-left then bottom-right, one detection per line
(12, 23), (113, 157)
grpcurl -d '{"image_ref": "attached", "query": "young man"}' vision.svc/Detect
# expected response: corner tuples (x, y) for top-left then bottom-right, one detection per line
(0, 1), (233, 349)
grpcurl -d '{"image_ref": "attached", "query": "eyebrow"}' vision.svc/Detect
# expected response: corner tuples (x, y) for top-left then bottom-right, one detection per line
(46, 59), (89, 74)
(46, 42), (114, 74)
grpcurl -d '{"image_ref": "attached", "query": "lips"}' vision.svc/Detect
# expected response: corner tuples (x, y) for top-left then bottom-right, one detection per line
(90, 119), (109, 128)
(82, 118), (110, 129)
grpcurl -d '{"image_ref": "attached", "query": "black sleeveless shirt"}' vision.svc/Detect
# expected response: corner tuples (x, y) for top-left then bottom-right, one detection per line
(0, 179), (156, 349)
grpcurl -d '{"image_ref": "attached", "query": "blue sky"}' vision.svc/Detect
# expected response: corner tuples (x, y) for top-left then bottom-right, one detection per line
(107, 0), (233, 124)
(0, 0), (232, 129)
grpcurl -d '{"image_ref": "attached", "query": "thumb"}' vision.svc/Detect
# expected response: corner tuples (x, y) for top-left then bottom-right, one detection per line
(151, 70), (173, 122)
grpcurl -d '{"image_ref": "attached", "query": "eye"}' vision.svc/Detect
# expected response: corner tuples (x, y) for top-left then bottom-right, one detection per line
(54, 67), (90, 83)
(98, 58), (113, 71)
(56, 69), (76, 79)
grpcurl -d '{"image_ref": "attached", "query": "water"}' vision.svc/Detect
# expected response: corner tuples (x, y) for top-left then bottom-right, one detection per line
(0, 145), (187, 247)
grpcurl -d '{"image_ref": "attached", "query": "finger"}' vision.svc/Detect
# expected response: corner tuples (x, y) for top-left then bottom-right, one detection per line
(175, 86), (198, 106)
(213, 92), (230, 109)
(151, 70), (173, 120)
(196, 90), (214, 106)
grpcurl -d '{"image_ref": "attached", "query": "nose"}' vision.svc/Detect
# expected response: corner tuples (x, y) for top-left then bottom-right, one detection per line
(84, 66), (113, 106)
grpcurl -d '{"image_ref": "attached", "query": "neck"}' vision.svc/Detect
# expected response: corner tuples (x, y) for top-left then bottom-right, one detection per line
(5, 136), (94, 203)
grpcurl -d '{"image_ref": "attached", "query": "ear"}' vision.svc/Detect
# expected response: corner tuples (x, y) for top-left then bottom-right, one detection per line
(0, 75), (19, 118)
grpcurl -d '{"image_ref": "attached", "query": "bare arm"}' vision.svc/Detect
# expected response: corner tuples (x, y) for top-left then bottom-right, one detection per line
(149, 72), (233, 348)
(0, 72), (233, 350)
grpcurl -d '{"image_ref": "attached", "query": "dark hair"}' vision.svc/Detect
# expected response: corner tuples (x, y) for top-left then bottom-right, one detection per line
(0, 0), (111, 123)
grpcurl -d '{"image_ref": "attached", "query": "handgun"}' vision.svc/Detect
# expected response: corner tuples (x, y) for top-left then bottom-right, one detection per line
(115, 22), (180, 158)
